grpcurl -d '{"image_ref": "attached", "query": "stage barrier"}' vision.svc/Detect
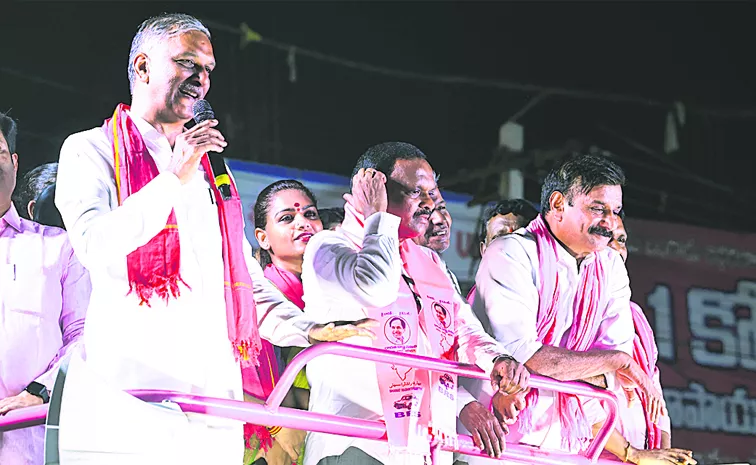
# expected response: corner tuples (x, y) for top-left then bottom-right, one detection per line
(0, 342), (622, 465)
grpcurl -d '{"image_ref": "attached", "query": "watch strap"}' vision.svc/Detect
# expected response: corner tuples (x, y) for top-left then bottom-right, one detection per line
(24, 381), (50, 404)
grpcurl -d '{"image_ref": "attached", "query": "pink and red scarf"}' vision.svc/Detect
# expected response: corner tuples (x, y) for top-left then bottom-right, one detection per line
(519, 214), (610, 451)
(106, 103), (262, 368)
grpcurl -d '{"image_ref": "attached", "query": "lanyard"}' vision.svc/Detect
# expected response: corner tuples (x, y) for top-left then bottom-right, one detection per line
(401, 272), (422, 313)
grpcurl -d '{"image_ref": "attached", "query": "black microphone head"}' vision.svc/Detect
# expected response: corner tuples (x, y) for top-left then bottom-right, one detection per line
(192, 99), (215, 124)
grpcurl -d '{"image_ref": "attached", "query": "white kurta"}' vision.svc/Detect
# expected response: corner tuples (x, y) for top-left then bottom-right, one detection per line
(54, 114), (314, 465)
(467, 229), (634, 457)
(300, 212), (508, 465)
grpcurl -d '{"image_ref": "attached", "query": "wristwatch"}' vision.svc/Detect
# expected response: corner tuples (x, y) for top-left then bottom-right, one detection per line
(24, 381), (50, 404)
(492, 354), (517, 365)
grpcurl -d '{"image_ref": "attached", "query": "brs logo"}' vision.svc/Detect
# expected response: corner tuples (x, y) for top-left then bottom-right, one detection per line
(393, 394), (421, 418)
(437, 373), (455, 400)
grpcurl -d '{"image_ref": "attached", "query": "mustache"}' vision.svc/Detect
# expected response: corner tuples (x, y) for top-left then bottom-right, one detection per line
(414, 208), (433, 219)
(179, 82), (201, 95)
(588, 225), (613, 238)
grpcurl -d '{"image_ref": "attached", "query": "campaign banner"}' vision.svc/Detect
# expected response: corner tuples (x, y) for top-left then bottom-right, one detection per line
(625, 218), (756, 464)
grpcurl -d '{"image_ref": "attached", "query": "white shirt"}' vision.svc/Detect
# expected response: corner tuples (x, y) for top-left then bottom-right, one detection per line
(54, 114), (314, 459)
(300, 212), (508, 465)
(470, 229), (634, 452)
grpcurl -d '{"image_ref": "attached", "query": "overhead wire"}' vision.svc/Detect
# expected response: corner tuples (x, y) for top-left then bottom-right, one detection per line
(203, 19), (756, 119)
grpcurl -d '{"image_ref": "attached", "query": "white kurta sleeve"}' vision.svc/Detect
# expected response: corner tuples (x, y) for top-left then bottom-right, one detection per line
(473, 236), (543, 364)
(456, 291), (510, 375)
(305, 212), (402, 312)
(243, 237), (315, 347)
(55, 133), (182, 270)
(34, 239), (90, 390)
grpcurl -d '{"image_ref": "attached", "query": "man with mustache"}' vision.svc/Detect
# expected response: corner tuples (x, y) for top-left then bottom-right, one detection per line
(54, 13), (374, 465)
(301, 142), (530, 465)
(469, 154), (665, 459)
(413, 194), (464, 295)
(415, 196), (452, 255)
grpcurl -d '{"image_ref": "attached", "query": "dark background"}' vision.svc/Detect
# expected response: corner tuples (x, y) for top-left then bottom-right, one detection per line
(4, 1), (756, 232)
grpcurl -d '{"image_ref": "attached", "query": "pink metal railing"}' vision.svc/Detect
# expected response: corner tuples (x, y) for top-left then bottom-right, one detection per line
(0, 404), (48, 431)
(0, 342), (620, 464)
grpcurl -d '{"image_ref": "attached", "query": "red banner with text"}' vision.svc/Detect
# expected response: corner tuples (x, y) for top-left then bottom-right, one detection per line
(625, 218), (756, 464)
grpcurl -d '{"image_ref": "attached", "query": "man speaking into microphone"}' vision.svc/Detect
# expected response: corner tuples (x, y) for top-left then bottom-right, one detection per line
(54, 13), (374, 465)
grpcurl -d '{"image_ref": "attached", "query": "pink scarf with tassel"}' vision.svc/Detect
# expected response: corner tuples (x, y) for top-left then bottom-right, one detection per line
(630, 301), (663, 449)
(519, 214), (609, 451)
(107, 103), (263, 368)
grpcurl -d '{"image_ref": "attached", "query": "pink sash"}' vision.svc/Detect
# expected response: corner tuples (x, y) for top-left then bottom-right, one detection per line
(630, 302), (663, 449)
(519, 214), (610, 451)
(264, 264), (305, 310)
(339, 204), (459, 463)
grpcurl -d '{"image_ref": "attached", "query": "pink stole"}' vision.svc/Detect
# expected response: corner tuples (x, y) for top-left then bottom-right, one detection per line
(630, 301), (663, 449)
(105, 104), (263, 369)
(264, 264), (305, 310)
(520, 214), (610, 451)
(338, 204), (459, 463)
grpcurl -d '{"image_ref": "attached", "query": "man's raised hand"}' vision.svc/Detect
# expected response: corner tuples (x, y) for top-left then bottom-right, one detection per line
(171, 119), (227, 185)
(343, 168), (388, 219)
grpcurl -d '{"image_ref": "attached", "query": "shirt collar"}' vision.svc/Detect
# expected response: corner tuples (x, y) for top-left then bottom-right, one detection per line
(127, 111), (164, 146)
(0, 203), (22, 233)
(549, 227), (597, 270)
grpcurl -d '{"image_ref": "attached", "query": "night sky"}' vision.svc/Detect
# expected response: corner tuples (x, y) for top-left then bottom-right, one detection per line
(4, 1), (756, 232)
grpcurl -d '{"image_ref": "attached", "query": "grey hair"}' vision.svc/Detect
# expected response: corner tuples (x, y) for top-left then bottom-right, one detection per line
(127, 13), (211, 94)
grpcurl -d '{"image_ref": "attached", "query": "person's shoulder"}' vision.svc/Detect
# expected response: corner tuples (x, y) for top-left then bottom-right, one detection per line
(62, 126), (108, 146)
(60, 126), (111, 159)
(17, 217), (72, 253)
(597, 246), (628, 278)
(597, 246), (622, 262)
(488, 229), (536, 257)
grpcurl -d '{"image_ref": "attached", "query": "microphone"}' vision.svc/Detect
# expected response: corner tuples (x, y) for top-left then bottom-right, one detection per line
(192, 99), (232, 201)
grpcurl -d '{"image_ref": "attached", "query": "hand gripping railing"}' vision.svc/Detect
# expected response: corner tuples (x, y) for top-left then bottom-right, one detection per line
(0, 342), (620, 464)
